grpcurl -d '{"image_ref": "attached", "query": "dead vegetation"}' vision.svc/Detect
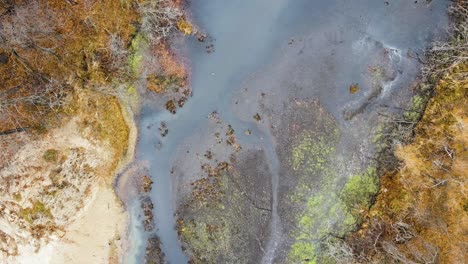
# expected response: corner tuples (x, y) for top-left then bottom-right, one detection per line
(0, 0), (190, 259)
(138, 0), (182, 44)
(324, 2), (468, 263)
(0, 0), (139, 131)
(423, 2), (468, 75)
(0, 0), (192, 132)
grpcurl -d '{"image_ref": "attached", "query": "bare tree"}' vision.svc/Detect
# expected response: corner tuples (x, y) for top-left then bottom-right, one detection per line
(423, 2), (468, 75)
(138, 0), (182, 43)
(108, 33), (129, 71)
(0, 1), (68, 130)
(381, 241), (417, 264)
(320, 237), (356, 264)
(0, 1), (59, 53)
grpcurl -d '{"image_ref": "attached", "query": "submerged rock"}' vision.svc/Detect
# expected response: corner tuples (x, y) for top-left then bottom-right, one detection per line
(142, 175), (153, 193)
(145, 235), (165, 264)
(140, 197), (155, 232)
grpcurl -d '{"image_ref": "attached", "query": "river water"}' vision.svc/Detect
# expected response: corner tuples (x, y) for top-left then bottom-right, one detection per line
(121, 0), (448, 263)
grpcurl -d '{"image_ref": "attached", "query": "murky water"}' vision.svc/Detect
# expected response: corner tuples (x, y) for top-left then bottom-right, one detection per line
(121, 0), (448, 263)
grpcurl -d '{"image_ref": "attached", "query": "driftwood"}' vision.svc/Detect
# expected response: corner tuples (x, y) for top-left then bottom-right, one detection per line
(0, 126), (29, 136)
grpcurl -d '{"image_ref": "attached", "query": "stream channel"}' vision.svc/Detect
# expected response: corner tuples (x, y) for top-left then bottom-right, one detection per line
(120, 1), (448, 263)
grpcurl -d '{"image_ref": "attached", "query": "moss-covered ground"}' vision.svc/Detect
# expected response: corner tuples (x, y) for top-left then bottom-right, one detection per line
(177, 155), (271, 264)
(272, 100), (380, 263)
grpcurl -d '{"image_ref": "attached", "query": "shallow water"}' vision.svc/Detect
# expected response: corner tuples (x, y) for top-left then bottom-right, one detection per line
(122, 1), (448, 263)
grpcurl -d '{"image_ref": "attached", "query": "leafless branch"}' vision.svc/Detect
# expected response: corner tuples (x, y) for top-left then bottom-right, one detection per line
(137, 0), (182, 44)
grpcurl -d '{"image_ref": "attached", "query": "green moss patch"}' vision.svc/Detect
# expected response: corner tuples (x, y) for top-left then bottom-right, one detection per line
(128, 34), (147, 75)
(177, 160), (268, 263)
(291, 132), (337, 176)
(340, 166), (378, 212)
(43, 149), (59, 163)
(285, 111), (378, 263)
(290, 242), (317, 264)
(287, 116), (343, 263)
(403, 95), (426, 122)
(20, 201), (53, 224)
(289, 166), (379, 263)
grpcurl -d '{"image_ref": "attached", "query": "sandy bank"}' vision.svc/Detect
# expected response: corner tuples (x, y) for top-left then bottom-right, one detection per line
(0, 89), (138, 264)
(49, 184), (127, 264)
(12, 184), (126, 264)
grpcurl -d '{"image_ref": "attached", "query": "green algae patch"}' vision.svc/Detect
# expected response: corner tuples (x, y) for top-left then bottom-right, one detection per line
(291, 132), (337, 176)
(290, 242), (317, 264)
(177, 207), (240, 263)
(128, 34), (147, 75)
(286, 112), (344, 263)
(178, 175), (266, 263)
(121, 33), (143, 107)
(289, 192), (350, 263)
(340, 166), (379, 212)
(177, 156), (271, 263)
(285, 105), (340, 195)
(127, 85), (137, 95)
(283, 102), (381, 263)
(403, 95), (426, 122)
(130, 52), (143, 75)
(289, 166), (379, 263)
(287, 118), (341, 201)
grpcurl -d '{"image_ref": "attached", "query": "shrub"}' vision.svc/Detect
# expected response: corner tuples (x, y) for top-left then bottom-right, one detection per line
(43, 149), (59, 162)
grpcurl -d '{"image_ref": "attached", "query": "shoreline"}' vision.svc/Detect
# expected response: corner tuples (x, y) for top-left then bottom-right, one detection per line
(46, 93), (140, 264)
(110, 94), (140, 263)
(1, 89), (140, 264)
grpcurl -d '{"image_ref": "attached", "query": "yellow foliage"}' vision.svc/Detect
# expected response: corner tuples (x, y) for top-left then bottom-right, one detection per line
(0, 0), (140, 130)
(67, 89), (129, 182)
(349, 83), (359, 94)
(177, 18), (193, 35)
